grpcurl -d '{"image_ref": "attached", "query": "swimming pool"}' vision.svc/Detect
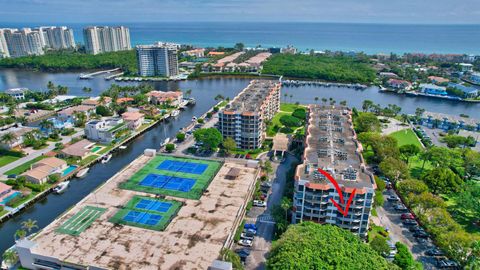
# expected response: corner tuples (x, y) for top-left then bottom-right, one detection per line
(91, 146), (102, 153)
(1, 191), (21, 205)
(62, 165), (78, 177)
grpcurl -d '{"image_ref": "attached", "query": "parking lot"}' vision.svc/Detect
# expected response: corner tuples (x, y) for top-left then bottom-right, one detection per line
(377, 186), (458, 269)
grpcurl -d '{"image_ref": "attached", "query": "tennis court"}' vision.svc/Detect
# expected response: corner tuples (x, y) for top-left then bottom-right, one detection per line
(56, 206), (106, 236)
(123, 211), (162, 226)
(157, 160), (208, 175)
(139, 174), (196, 192)
(119, 155), (222, 199)
(109, 195), (182, 231)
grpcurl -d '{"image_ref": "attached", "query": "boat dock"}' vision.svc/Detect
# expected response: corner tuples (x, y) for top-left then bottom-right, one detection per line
(79, 68), (121, 79)
(105, 72), (124, 80)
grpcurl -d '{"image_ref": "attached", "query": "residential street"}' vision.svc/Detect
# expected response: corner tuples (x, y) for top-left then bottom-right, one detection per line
(244, 154), (297, 270)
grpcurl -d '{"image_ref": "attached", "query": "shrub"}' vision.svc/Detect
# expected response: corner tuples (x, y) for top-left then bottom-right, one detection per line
(176, 133), (186, 142)
(197, 118), (205, 124)
(165, 143), (175, 153)
(292, 108), (306, 120)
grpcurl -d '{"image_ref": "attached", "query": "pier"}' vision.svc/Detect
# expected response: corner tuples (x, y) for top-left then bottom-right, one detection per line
(281, 79), (367, 90)
(79, 68), (121, 79)
(105, 72), (124, 80)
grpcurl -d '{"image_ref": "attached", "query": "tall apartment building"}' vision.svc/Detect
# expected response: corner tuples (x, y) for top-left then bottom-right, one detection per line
(83, 26), (131, 55)
(217, 80), (281, 149)
(292, 105), (376, 238)
(0, 29), (10, 58)
(2, 28), (44, 58)
(39, 26), (75, 50)
(136, 42), (179, 77)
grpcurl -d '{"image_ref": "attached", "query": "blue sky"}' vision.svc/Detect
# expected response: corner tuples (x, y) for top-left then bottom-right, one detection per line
(1, 0), (480, 24)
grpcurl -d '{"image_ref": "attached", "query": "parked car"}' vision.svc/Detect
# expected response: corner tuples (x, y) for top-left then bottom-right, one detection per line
(394, 204), (408, 212)
(436, 258), (460, 269)
(414, 231), (429, 239)
(387, 195), (399, 202)
(402, 219), (417, 226)
(240, 233), (254, 241)
(401, 213), (415, 220)
(244, 223), (257, 231)
(261, 181), (272, 188)
(238, 239), (253, 247)
(409, 225), (421, 232)
(426, 248), (444, 257)
(253, 200), (267, 207)
(244, 228), (256, 235)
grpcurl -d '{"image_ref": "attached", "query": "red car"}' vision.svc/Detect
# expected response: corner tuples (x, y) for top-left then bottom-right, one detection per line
(401, 213), (415, 220)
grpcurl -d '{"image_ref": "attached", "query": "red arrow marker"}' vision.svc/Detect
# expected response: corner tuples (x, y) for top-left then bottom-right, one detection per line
(318, 169), (357, 217)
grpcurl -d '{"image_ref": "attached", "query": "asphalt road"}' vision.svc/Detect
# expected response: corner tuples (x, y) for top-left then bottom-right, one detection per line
(242, 154), (297, 270)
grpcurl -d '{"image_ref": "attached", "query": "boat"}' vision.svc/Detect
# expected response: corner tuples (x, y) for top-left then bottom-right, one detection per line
(53, 181), (70, 194)
(101, 154), (112, 164)
(192, 116), (197, 122)
(160, 138), (171, 148)
(76, 168), (89, 178)
(119, 145), (127, 150)
(171, 110), (180, 117)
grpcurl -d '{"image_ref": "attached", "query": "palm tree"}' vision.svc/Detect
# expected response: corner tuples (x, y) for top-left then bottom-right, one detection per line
(16, 116), (28, 126)
(82, 87), (92, 93)
(74, 111), (87, 127)
(21, 219), (38, 233)
(401, 114), (409, 123)
(39, 119), (54, 132)
(281, 197), (291, 220)
(362, 100), (373, 112)
(14, 229), (26, 241)
(321, 97), (327, 105)
(0, 132), (17, 147)
(340, 100), (347, 106)
(47, 81), (55, 91)
(314, 97), (319, 104)
(2, 249), (18, 265)
(214, 94), (224, 101)
(58, 85), (69, 95)
(289, 94), (293, 103)
(284, 93), (288, 102)
(185, 89), (192, 98)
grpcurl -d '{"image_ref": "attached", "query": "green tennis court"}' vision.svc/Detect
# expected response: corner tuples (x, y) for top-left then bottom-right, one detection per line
(119, 155), (222, 200)
(56, 206), (106, 236)
(109, 195), (182, 231)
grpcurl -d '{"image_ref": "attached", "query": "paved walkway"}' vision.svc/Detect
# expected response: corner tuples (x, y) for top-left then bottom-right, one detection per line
(381, 117), (410, 135)
(0, 130), (84, 178)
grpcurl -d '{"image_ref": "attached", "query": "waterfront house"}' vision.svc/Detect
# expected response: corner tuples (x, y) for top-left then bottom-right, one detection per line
(419, 83), (447, 96)
(420, 111), (480, 131)
(0, 182), (19, 206)
(447, 83), (479, 98)
(387, 79), (412, 90)
(5, 88), (27, 100)
(182, 48), (205, 58)
(0, 126), (34, 150)
(121, 111), (145, 130)
(146, 91), (183, 106)
(207, 51), (225, 57)
(428, 76), (450, 84)
(57, 105), (94, 122)
(116, 97), (134, 105)
(469, 72), (480, 85)
(82, 96), (112, 107)
(22, 157), (68, 184)
(84, 118), (125, 143)
(459, 63), (473, 73)
(59, 139), (95, 160)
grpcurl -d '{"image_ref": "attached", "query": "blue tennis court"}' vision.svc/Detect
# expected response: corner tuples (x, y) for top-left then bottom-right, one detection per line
(157, 160), (208, 175)
(139, 173), (196, 192)
(135, 199), (172, 213)
(122, 211), (162, 226)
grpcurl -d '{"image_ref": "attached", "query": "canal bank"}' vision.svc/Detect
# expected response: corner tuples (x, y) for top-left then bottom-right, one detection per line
(0, 80), (248, 255)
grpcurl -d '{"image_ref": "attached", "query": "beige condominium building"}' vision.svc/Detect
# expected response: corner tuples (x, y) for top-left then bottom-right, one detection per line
(293, 105), (376, 238)
(217, 80), (281, 149)
(83, 26), (131, 55)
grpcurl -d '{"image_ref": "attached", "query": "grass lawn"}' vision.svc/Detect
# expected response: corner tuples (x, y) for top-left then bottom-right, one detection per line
(5, 156), (47, 175)
(0, 209), (9, 217)
(109, 196), (182, 231)
(218, 100), (228, 108)
(266, 112), (290, 137)
(390, 129), (423, 148)
(0, 155), (21, 168)
(367, 224), (388, 243)
(8, 193), (37, 208)
(79, 155), (100, 166)
(280, 103), (305, 113)
(120, 155), (222, 200)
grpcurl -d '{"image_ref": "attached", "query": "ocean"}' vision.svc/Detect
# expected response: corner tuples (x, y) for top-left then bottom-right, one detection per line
(1, 22), (480, 54)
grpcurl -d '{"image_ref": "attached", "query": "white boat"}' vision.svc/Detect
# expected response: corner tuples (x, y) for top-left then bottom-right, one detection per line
(160, 138), (171, 148)
(101, 154), (112, 164)
(76, 168), (89, 178)
(192, 116), (197, 122)
(119, 145), (127, 150)
(53, 181), (70, 194)
(171, 110), (180, 117)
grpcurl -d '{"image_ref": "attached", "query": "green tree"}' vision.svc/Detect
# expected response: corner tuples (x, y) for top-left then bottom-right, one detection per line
(362, 100), (374, 112)
(279, 115), (302, 127)
(220, 248), (243, 270)
(370, 236), (390, 256)
(464, 149), (480, 179)
(74, 111), (87, 127)
(2, 249), (19, 265)
(193, 128), (223, 151)
(267, 222), (398, 270)
(422, 167), (463, 194)
(393, 242), (422, 270)
(222, 137), (237, 155)
(39, 119), (54, 131)
(0, 132), (17, 146)
(234, 42), (245, 51)
(176, 132), (186, 142)
(165, 143), (175, 153)
(95, 105), (112, 117)
(14, 229), (26, 241)
(280, 197), (291, 220)
(456, 182), (480, 217)
(399, 144), (420, 164)
(354, 112), (381, 133)
(379, 157), (410, 183)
